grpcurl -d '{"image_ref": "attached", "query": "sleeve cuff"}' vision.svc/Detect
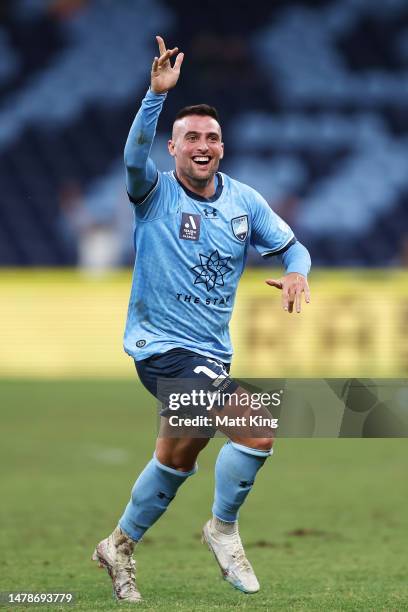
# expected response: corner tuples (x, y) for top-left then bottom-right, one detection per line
(285, 265), (309, 277)
(146, 87), (168, 99)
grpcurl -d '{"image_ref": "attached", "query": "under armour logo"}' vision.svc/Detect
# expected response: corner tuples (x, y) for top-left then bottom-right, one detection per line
(203, 208), (217, 218)
(239, 480), (254, 488)
(157, 491), (175, 501)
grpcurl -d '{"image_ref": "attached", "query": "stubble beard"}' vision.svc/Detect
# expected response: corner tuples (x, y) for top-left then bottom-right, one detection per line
(182, 160), (219, 190)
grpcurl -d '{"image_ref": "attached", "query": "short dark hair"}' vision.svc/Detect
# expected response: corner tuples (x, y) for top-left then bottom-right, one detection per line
(174, 104), (220, 123)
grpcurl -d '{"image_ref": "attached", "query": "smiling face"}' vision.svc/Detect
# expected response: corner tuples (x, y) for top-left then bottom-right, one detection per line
(168, 114), (224, 192)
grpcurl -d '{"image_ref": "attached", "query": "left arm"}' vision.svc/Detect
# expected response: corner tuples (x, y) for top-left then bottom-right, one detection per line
(248, 190), (311, 313)
(266, 240), (311, 313)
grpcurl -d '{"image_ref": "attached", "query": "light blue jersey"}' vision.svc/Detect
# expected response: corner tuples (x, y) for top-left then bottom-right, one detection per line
(123, 90), (311, 362)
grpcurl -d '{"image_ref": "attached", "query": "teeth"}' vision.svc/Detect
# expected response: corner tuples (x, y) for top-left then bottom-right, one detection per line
(193, 157), (210, 162)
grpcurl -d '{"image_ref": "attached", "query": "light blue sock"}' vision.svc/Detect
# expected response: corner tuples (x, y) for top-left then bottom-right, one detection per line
(119, 453), (196, 541)
(212, 441), (272, 522)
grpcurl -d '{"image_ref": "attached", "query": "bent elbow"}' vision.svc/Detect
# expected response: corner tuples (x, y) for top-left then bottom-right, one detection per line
(124, 148), (144, 175)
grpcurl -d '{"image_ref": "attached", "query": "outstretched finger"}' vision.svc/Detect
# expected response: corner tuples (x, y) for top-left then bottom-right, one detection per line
(157, 48), (174, 66)
(265, 278), (283, 290)
(152, 56), (159, 72)
(287, 290), (295, 313)
(163, 46), (179, 60)
(282, 287), (289, 311)
(304, 283), (311, 303)
(295, 287), (302, 313)
(156, 35), (166, 55)
(173, 52), (184, 71)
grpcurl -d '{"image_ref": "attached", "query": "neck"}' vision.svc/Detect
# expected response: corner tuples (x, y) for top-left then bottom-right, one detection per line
(176, 171), (217, 199)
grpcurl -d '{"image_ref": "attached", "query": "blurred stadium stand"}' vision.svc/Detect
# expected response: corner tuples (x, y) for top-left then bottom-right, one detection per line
(0, 0), (408, 267)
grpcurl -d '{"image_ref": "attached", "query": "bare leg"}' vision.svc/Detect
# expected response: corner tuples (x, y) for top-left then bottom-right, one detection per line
(213, 385), (275, 451)
(156, 416), (211, 471)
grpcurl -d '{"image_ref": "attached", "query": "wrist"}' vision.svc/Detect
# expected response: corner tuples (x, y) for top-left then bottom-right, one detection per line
(285, 268), (308, 278)
(149, 86), (168, 96)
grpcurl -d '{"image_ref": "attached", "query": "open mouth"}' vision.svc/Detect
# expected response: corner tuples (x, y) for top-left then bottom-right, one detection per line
(192, 156), (211, 166)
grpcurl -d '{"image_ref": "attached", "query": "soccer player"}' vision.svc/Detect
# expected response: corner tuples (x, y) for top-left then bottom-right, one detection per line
(92, 36), (311, 602)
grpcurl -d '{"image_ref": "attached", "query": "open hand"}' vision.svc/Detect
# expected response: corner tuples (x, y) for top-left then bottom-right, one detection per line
(266, 273), (310, 313)
(151, 36), (184, 94)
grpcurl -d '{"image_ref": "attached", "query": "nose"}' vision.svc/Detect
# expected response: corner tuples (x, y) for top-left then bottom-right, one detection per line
(196, 139), (209, 153)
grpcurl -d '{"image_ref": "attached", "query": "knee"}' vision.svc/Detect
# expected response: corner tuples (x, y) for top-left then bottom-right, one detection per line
(251, 437), (274, 452)
(234, 437), (274, 453)
(155, 449), (195, 472)
(155, 437), (209, 472)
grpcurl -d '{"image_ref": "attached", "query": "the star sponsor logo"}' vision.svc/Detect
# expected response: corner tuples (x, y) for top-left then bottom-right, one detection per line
(191, 250), (232, 291)
(175, 293), (231, 306)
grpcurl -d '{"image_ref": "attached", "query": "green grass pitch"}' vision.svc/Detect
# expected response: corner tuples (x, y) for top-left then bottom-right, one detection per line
(1, 379), (407, 611)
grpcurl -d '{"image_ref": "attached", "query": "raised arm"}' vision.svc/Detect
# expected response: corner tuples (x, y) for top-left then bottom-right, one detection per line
(124, 36), (184, 202)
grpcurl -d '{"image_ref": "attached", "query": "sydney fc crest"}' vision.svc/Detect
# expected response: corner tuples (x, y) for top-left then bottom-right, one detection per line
(231, 215), (248, 241)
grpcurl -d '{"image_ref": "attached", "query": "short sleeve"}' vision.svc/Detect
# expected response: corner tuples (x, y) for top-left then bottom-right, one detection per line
(249, 191), (295, 257)
(131, 172), (179, 222)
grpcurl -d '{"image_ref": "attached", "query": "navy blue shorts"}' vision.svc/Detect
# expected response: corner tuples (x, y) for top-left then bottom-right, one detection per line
(135, 348), (238, 418)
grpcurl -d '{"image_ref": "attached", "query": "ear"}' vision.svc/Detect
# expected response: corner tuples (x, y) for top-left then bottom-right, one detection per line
(219, 142), (224, 160)
(168, 139), (176, 157)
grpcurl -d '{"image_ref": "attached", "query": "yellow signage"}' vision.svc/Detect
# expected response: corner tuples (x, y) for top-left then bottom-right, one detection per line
(0, 269), (407, 378)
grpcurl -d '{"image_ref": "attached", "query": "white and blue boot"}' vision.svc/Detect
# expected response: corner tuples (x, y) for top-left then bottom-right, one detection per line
(202, 518), (260, 594)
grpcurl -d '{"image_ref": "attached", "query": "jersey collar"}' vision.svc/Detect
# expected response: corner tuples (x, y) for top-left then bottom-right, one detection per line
(173, 171), (224, 203)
